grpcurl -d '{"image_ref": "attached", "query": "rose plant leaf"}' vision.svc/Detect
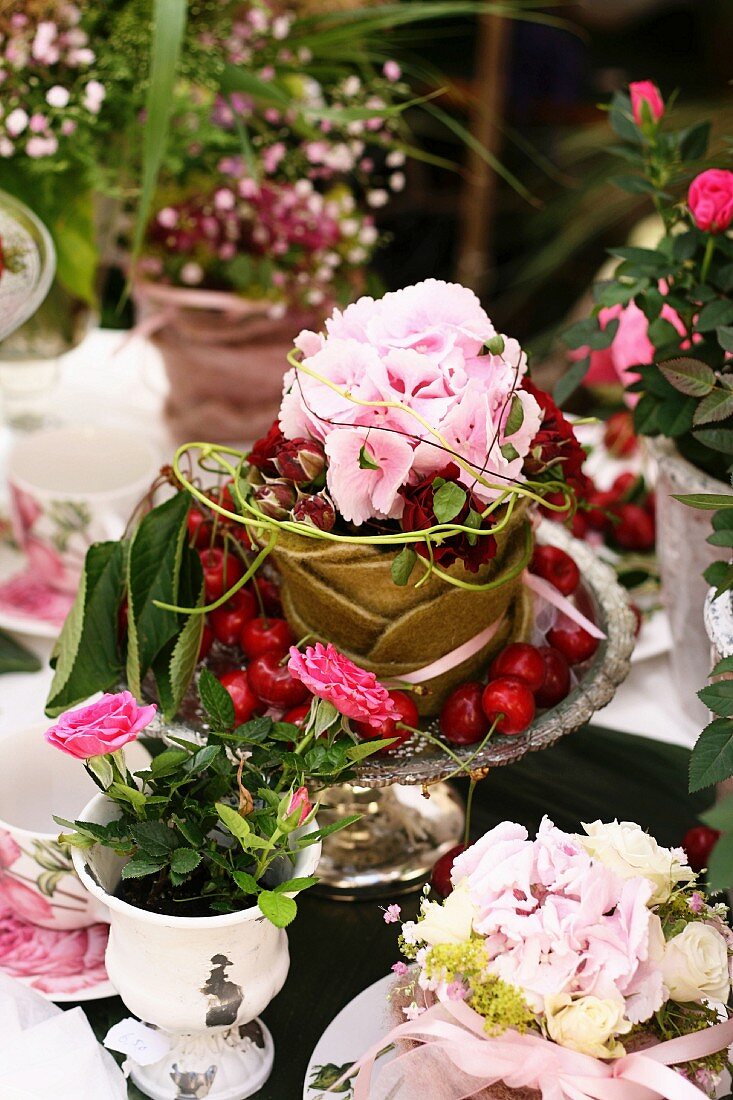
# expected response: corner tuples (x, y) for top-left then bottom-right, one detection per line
(678, 120), (711, 160)
(698, 680), (733, 718)
(199, 668), (236, 731)
(126, 492), (191, 699)
(232, 870), (260, 895)
(272, 876), (318, 894)
(149, 748), (192, 779)
(717, 326), (733, 353)
(257, 890), (297, 928)
(182, 744), (221, 776)
(133, 821), (179, 858)
(658, 358), (716, 398)
(701, 792), (733, 832)
(120, 857), (166, 881)
(391, 546), (417, 587)
(163, 547), (205, 720)
(713, 656), (733, 675)
(696, 299), (733, 333)
(216, 802), (252, 845)
(297, 814), (362, 846)
(553, 357), (590, 407)
(346, 739), (399, 762)
(693, 389), (733, 427)
(504, 393), (525, 437)
(170, 848), (202, 875)
(693, 429), (733, 454)
(655, 395), (696, 437)
(689, 718), (733, 791)
(704, 826), (733, 892)
(46, 540), (128, 717)
(433, 482), (466, 524)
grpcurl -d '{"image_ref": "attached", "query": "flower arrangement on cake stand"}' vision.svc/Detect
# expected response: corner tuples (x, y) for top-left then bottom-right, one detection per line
(46, 280), (635, 900)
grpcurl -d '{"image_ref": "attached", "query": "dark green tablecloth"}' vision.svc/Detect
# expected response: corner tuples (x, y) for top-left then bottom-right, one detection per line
(77, 725), (713, 1099)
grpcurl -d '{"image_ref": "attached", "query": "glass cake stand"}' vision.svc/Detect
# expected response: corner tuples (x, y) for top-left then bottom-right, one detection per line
(148, 521), (636, 899)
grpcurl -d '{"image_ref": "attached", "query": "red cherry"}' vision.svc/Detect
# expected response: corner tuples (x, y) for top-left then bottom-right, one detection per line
(612, 503), (655, 552)
(489, 643), (545, 693)
(248, 652), (309, 708)
(645, 491), (656, 520)
(546, 621), (599, 666)
(198, 623), (214, 661)
(682, 825), (720, 873)
(604, 410), (637, 457)
(440, 682), (490, 745)
(430, 844), (467, 899)
(187, 508), (212, 549)
(570, 511), (588, 540)
(610, 471), (637, 499)
(481, 677), (535, 736)
(283, 703), (311, 729)
(208, 588), (257, 646)
(240, 617), (293, 660)
(534, 646), (571, 708)
(252, 576), (283, 616)
(208, 481), (236, 519)
(530, 545), (580, 597)
(585, 489), (616, 532)
(199, 547), (244, 603)
(539, 490), (573, 522)
(218, 669), (260, 724)
(352, 690), (419, 752)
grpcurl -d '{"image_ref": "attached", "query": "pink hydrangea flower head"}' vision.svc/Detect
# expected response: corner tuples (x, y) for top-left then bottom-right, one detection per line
(325, 427), (414, 525)
(287, 643), (399, 727)
(629, 81), (664, 126)
(45, 691), (157, 759)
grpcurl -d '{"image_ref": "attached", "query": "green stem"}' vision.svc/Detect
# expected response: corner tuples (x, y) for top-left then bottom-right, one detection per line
(700, 235), (716, 285)
(153, 530), (278, 614)
(464, 778), (477, 848)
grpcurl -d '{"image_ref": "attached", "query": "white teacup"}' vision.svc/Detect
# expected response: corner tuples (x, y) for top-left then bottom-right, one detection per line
(0, 726), (148, 930)
(7, 425), (159, 594)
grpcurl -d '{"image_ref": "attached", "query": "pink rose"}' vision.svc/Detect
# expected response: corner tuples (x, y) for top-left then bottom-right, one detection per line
(688, 169), (733, 234)
(288, 643), (399, 727)
(0, 907), (108, 994)
(287, 786), (313, 825)
(0, 877), (55, 925)
(45, 691), (157, 759)
(0, 830), (21, 870)
(629, 81), (664, 126)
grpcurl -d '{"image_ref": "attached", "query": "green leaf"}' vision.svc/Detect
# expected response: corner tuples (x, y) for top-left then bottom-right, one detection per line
(298, 814), (362, 845)
(198, 668), (236, 731)
(704, 827), (733, 891)
(717, 326), (733, 353)
(713, 656), (733, 675)
(608, 94), (641, 144)
(46, 541), (127, 716)
(182, 744), (221, 776)
(163, 551), (205, 720)
(699, 680), (733, 718)
(150, 748), (191, 778)
(678, 121), (710, 160)
(358, 444), (380, 471)
(504, 394), (525, 437)
(707, 529), (733, 547)
(648, 317), (682, 349)
(673, 232), (699, 262)
(126, 493), (190, 698)
(673, 493), (733, 510)
(108, 782), (147, 813)
(703, 561), (733, 594)
(655, 396), (696, 437)
(701, 792), (733, 831)
(391, 546), (417, 586)
(554, 357), (590, 406)
(53, 189), (98, 304)
(658, 358), (715, 398)
(696, 300), (733, 333)
(346, 738), (398, 761)
(232, 870), (260, 894)
(693, 388), (733, 427)
(121, 857), (165, 880)
(257, 890), (297, 928)
(273, 876), (318, 894)
(689, 719), (733, 790)
(132, 0), (188, 258)
(693, 429), (733, 454)
(0, 630), (41, 675)
(170, 848), (202, 875)
(216, 802), (251, 845)
(433, 482), (466, 524)
(500, 442), (520, 463)
(607, 246), (668, 270)
(594, 279), (649, 309)
(613, 175), (657, 195)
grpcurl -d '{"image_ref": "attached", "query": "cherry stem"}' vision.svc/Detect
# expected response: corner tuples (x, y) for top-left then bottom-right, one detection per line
(464, 778), (477, 848)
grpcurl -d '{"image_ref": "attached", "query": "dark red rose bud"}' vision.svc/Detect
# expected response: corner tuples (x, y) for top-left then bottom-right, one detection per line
(274, 438), (326, 484)
(253, 480), (297, 520)
(248, 421), (285, 478)
(292, 494), (336, 532)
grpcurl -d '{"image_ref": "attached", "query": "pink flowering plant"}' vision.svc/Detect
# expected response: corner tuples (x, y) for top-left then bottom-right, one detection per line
(380, 818), (733, 1096)
(562, 81), (733, 482)
(50, 670), (393, 926)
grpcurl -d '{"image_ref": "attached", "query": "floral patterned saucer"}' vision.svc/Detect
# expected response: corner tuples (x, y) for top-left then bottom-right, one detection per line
(0, 907), (115, 1002)
(0, 539), (73, 639)
(304, 974), (395, 1099)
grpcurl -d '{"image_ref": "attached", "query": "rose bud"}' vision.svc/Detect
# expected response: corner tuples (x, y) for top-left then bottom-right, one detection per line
(274, 438), (326, 484)
(292, 494), (336, 532)
(253, 480), (297, 520)
(629, 80), (664, 127)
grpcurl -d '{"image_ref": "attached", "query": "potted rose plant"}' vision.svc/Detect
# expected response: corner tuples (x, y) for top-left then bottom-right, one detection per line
(560, 80), (733, 718)
(342, 818), (733, 1099)
(49, 672), (391, 1099)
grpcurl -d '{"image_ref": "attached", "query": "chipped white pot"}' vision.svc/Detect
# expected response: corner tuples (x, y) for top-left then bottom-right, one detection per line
(72, 794), (320, 1100)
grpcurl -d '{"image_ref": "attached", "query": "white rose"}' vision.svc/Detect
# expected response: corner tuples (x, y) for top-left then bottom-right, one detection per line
(579, 820), (694, 904)
(662, 923), (730, 1003)
(545, 993), (631, 1060)
(413, 880), (475, 947)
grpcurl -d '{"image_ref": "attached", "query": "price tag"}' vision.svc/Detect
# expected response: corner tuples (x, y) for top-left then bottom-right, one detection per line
(104, 1018), (171, 1067)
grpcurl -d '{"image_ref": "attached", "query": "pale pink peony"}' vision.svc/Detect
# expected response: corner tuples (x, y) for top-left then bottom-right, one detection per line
(45, 691), (157, 759)
(324, 428), (414, 525)
(689, 169), (733, 235)
(287, 642), (399, 727)
(629, 81), (664, 126)
(287, 786), (312, 825)
(0, 907), (108, 994)
(0, 830), (21, 870)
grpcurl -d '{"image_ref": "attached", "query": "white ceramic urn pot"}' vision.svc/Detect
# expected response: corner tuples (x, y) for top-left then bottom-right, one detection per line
(72, 794), (321, 1100)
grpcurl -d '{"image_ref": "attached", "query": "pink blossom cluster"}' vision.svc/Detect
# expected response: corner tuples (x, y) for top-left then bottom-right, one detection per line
(0, 6), (105, 161)
(144, 176), (376, 311)
(279, 280), (543, 524)
(287, 642), (400, 727)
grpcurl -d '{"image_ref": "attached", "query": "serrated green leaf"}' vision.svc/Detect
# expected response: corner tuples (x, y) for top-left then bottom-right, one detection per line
(391, 546), (417, 586)
(713, 656), (733, 675)
(433, 482), (466, 524)
(693, 388), (733, 427)
(701, 792), (733, 832)
(693, 428), (733, 454)
(554, 357), (590, 406)
(689, 718), (733, 790)
(346, 738), (398, 761)
(703, 827), (733, 891)
(0, 630), (41, 675)
(150, 748), (191, 778)
(257, 890), (297, 927)
(232, 870), (260, 894)
(697, 300), (733, 333)
(182, 744), (221, 775)
(121, 857), (165, 880)
(717, 326), (733, 353)
(707, 529), (733, 547)
(170, 848), (201, 875)
(216, 802), (251, 844)
(699, 680), (733, 717)
(297, 814), (362, 845)
(164, 552), (205, 720)
(132, 821), (178, 858)
(648, 317), (681, 349)
(273, 875), (318, 894)
(658, 358), (715, 398)
(504, 393), (525, 437)
(655, 396), (696, 437)
(199, 667), (236, 731)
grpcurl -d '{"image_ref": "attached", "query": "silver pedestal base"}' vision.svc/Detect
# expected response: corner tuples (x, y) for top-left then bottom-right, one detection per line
(315, 782), (465, 900)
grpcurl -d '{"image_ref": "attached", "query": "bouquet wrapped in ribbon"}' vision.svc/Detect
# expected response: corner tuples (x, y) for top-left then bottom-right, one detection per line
(345, 818), (733, 1099)
(170, 278), (589, 716)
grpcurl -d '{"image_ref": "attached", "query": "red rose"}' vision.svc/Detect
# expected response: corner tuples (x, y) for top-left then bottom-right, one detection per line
(523, 380), (588, 494)
(248, 420), (285, 477)
(399, 464), (497, 574)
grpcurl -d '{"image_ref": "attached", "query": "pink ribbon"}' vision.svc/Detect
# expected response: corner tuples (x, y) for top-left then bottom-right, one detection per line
(335, 998), (733, 1100)
(393, 572), (605, 687)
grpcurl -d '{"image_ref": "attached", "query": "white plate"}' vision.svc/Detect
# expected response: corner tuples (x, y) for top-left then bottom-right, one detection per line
(304, 973), (395, 1099)
(0, 541), (73, 639)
